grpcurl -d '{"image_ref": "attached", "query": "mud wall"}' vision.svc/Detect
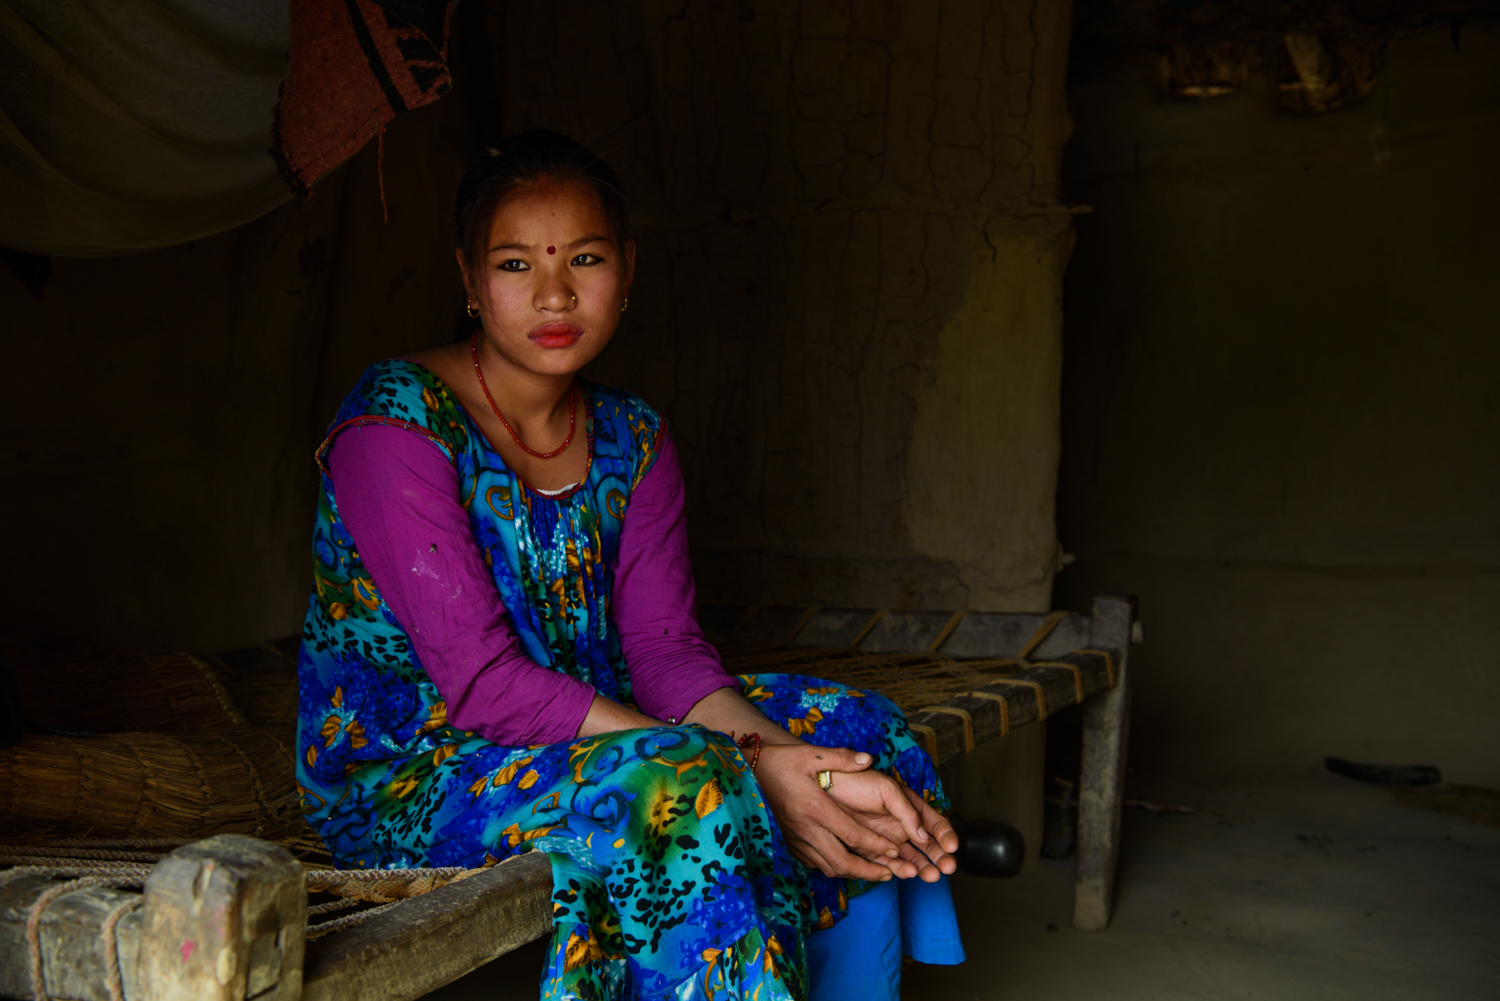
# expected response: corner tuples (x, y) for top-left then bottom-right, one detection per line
(1056, 27), (1500, 784)
(0, 0), (1078, 654)
(488, 0), (1077, 613)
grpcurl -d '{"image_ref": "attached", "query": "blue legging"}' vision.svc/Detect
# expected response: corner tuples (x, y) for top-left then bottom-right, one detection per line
(807, 874), (966, 1000)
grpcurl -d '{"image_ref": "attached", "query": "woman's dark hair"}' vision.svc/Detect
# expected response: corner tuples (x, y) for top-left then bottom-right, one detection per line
(454, 130), (632, 278)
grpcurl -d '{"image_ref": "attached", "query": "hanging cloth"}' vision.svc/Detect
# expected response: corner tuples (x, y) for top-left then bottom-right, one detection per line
(0, 0), (291, 257)
(0, 0), (459, 257)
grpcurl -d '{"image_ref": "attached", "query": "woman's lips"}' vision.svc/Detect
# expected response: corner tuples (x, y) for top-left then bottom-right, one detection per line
(529, 322), (584, 349)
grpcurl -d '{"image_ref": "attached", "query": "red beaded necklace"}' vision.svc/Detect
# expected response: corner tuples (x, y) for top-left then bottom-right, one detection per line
(470, 334), (576, 460)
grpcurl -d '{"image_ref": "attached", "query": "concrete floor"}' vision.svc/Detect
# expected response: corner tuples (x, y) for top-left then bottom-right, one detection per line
(427, 771), (1500, 1000)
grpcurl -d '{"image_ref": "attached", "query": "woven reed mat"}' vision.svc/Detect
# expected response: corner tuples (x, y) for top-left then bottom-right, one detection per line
(718, 645), (1051, 715)
(0, 631), (303, 840)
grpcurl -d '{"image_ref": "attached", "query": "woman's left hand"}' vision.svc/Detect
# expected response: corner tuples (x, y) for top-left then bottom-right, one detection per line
(823, 770), (959, 882)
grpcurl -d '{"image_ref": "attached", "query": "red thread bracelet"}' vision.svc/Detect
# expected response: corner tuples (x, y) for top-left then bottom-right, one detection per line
(737, 732), (762, 772)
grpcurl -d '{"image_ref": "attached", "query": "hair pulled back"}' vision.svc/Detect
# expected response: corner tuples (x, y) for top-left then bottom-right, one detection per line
(454, 130), (631, 279)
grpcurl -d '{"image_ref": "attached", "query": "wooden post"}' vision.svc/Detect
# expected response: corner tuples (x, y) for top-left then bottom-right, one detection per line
(0, 873), (145, 1001)
(302, 851), (552, 1001)
(1073, 593), (1136, 931)
(135, 835), (307, 1001)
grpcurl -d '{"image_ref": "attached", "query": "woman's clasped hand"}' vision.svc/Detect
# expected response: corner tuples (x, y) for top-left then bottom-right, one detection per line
(752, 742), (960, 883)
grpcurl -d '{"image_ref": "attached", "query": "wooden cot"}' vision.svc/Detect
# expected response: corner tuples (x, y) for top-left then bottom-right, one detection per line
(0, 595), (1136, 1001)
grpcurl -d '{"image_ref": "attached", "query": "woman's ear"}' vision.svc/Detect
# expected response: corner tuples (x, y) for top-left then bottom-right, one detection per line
(622, 240), (636, 297)
(455, 247), (472, 297)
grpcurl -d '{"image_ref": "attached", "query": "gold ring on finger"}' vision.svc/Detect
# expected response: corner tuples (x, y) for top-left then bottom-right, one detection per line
(817, 770), (833, 791)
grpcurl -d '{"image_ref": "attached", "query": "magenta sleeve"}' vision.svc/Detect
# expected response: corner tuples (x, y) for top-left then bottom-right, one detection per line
(326, 424), (596, 747)
(613, 428), (741, 723)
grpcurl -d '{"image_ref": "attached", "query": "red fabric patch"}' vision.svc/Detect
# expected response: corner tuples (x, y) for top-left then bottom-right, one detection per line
(271, 0), (458, 196)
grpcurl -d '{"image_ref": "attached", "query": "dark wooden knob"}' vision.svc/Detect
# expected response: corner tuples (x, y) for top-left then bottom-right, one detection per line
(957, 820), (1025, 878)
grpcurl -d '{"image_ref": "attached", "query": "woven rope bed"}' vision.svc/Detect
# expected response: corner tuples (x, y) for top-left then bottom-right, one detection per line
(0, 598), (1136, 1001)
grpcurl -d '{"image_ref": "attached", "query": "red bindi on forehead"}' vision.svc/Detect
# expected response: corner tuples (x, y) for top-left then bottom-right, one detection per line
(547, 246), (556, 255)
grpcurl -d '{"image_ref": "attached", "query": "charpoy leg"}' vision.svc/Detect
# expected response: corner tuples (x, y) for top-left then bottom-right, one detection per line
(1074, 594), (1136, 931)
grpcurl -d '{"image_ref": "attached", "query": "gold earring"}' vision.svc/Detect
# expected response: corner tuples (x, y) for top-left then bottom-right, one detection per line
(620, 297), (628, 313)
(571, 294), (577, 303)
(466, 301), (479, 318)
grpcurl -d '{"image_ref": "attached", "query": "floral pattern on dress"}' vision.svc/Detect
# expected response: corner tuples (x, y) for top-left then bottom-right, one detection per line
(296, 361), (945, 1001)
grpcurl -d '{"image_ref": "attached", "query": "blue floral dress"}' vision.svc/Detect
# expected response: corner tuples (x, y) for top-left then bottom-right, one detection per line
(296, 361), (947, 1000)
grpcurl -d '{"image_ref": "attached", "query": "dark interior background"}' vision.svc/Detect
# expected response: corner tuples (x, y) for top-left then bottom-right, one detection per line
(1055, 23), (1500, 785)
(2, 2), (1495, 788)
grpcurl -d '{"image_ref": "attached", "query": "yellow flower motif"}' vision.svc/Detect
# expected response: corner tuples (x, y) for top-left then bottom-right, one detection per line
(351, 577), (381, 610)
(564, 929), (606, 971)
(416, 701), (448, 737)
(304, 744), (317, 767)
(421, 387), (441, 411)
(328, 602), (349, 621)
(695, 778), (724, 819)
(431, 744), (458, 767)
(344, 718), (368, 750)
(764, 933), (784, 976)
(647, 786), (678, 834)
(491, 756), (534, 787)
(331, 686), (343, 708)
(319, 714), (342, 748)
(740, 683), (773, 703)
(516, 768), (540, 790)
(387, 775), (420, 800)
(786, 707), (824, 738)
(500, 821), (559, 848)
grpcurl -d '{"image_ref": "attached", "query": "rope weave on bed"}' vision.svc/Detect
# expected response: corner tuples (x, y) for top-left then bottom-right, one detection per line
(717, 610), (1120, 766)
(719, 646), (1075, 715)
(305, 865), (482, 903)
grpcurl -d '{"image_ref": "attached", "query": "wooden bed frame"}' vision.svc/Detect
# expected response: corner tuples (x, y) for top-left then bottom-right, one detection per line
(0, 595), (1136, 1001)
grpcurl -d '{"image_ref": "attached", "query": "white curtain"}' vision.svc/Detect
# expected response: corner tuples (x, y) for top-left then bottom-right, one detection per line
(0, 1), (290, 257)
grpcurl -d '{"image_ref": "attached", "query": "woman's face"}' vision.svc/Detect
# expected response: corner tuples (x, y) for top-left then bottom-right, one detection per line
(461, 179), (634, 378)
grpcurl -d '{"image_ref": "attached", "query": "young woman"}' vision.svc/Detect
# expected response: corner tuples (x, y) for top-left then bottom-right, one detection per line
(297, 131), (963, 1001)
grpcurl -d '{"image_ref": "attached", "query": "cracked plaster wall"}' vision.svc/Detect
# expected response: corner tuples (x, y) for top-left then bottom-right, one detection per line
(490, 0), (1077, 612)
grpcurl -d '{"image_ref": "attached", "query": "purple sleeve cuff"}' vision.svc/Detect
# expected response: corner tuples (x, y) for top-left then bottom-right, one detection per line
(613, 427), (740, 723)
(327, 423), (594, 746)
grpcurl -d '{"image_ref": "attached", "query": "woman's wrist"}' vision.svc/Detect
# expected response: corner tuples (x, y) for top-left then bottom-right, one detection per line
(680, 688), (804, 746)
(574, 693), (664, 738)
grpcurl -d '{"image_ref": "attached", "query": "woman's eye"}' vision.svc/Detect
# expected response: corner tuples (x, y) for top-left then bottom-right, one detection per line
(498, 259), (529, 272)
(571, 253), (603, 266)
